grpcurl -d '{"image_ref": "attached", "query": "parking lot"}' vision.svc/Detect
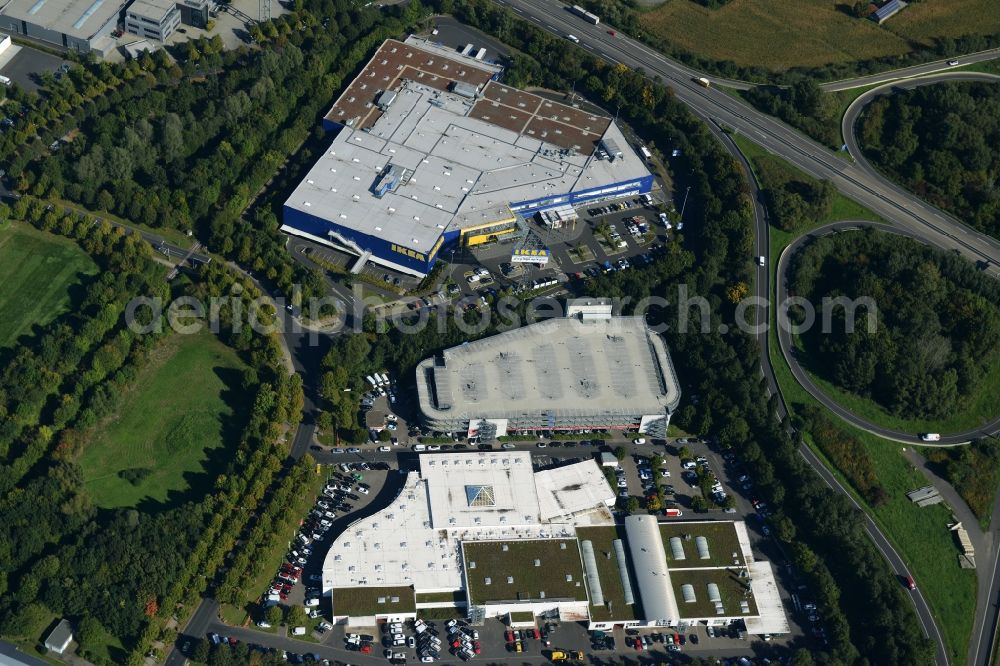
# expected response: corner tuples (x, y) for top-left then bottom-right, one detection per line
(197, 429), (817, 665)
(0, 45), (68, 92)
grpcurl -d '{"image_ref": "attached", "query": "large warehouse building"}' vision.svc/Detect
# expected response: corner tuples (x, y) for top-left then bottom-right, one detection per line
(0, 0), (127, 54)
(415, 304), (681, 438)
(281, 36), (655, 277)
(321, 452), (789, 636)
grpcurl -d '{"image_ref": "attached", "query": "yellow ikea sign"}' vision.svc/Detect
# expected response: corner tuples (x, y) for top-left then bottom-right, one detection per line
(391, 244), (426, 262)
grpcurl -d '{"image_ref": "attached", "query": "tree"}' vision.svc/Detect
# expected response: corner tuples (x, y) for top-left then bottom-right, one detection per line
(625, 497), (640, 514)
(613, 446), (626, 461)
(285, 604), (308, 628)
(266, 604), (283, 626)
(77, 615), (104, 649)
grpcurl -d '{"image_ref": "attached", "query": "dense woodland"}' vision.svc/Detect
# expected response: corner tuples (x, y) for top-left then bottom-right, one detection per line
(789, 228), (1000, 420)
(743, 79), (842, 149)
(859, 82), (1000, 239)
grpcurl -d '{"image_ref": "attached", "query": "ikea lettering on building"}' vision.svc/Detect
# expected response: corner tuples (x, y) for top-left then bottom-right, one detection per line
(281, 36), (655, 277)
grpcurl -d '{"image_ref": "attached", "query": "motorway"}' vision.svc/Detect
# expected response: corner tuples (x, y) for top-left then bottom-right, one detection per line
(497, 0), (1000, 280)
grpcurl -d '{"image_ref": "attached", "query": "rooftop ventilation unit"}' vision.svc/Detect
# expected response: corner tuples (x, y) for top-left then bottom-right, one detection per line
(707, 583), (722, 604)
(681, 584), (696, 603)
(669, 537), (685, 561)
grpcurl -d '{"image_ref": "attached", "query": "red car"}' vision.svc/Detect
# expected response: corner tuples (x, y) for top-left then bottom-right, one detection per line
(473, 642), (482, 654)
(452, 639), (462, 649)
(633, 637), (643, 650)
(531, 628), (541, 640)
(608, 29), (616, 36)
(504, 631), (514, 642)
(360, 644), (372, 654)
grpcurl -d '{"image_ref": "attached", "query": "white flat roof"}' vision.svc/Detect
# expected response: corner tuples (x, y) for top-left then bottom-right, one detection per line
(421, 451), (540, 530)
(287, 54), (652, 255)
(323, 453), (615, 596)
(534, 460), (616, 523)
(417, 316), (681, 421)
(744, 561), (792, 635)
(126, 0), (174, 19)
(1, 0), (127, 39)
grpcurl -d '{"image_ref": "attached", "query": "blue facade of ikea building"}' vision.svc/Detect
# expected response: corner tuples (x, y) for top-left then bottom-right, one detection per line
(282, 171), (653, 276)
(282, 204), (448, 276)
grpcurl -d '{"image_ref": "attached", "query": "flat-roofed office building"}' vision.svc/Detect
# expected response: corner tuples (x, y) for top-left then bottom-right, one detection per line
(124, 0), (179, 41)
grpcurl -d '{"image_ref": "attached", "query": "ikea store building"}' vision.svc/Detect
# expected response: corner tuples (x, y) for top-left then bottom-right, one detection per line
(282, 36), (654, 277)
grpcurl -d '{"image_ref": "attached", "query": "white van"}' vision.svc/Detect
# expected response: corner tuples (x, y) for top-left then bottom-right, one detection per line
(292, 626), (307, 636)
(413, 444), (427, 451)
(566, 34), (580, 43)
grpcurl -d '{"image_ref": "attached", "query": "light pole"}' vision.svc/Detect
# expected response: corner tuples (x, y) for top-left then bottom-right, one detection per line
(679, 185), (691, 220)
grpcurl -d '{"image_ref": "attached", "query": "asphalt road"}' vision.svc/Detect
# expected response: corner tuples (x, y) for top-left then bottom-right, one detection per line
(775, 221), (1000, 446)
(841, 71), (1000, 225)
(821, 49), (1000, 92)
(497, 0), (1000, 280)
(797, 443), (947, 662)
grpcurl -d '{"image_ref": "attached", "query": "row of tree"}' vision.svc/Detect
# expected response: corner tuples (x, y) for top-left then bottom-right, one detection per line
(859, 81), (1000, 239)
(789, 228), (1000, 419)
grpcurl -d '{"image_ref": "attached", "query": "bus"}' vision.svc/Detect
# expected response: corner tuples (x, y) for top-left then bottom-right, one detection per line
(570, 4), (600, 24)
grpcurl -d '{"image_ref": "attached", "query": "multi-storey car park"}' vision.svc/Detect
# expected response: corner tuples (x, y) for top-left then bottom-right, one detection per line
(414, 300), (681, 439)
(320, 451), (789, 637)
(281, 35), (655, 277)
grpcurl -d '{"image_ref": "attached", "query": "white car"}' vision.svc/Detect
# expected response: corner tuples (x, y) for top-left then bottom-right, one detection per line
(257, 621), (272, 628)
(921, 433), (941, 442)
(304, 598), (319, 607)
(634, 438), (646, 445)
(501, 443), (515, 449)
(378, 445), (391, 452)
(948, 59), (959, 66)
(421, 657), (435, 663)
(319, 621), (332, 631)
(758, 255), (766, 266)
(428, 444), (441, 451)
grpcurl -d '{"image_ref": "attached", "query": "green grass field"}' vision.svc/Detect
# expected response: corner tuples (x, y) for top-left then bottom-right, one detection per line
(78, 330), (249, 508)
(637, 0), (998, 71)
(729, 135), (974, 663)
(0, 222), (98, 349)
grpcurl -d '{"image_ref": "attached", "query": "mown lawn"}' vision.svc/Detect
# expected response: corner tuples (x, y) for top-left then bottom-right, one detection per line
(78, 330), (250, 508)
(731, 134), (974, 664)
(637, 0), (998, 71)
(0, 222), (98, 349)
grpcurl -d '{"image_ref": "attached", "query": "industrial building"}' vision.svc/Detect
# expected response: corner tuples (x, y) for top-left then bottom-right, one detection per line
(282, 36), (655, 277)
(0, 0), (209, 53)
(320, 452), (789, 636)
(124, 0), (180, 41)
(415, 305), (681, 438)
(0, 0), (128, 55)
